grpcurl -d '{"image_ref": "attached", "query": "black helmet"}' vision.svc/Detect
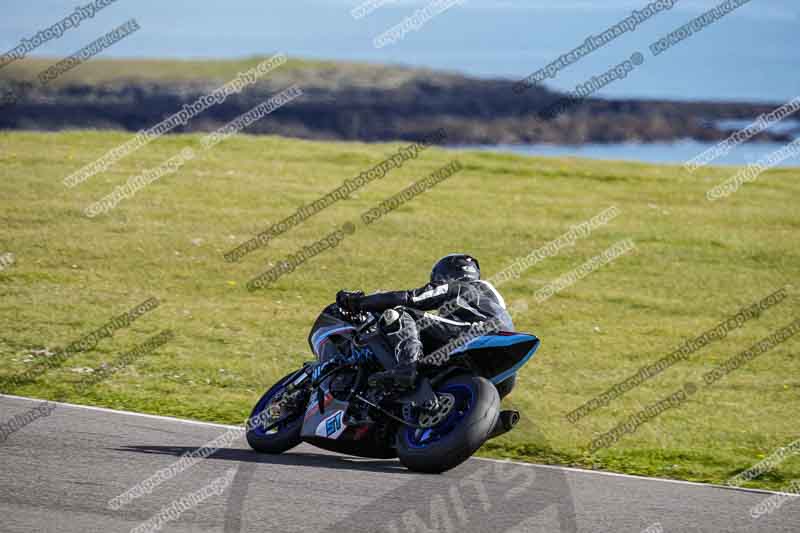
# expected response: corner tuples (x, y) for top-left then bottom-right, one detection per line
(430, 254), (480, 283)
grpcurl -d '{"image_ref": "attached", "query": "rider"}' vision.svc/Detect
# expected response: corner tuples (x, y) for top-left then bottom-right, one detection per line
(336, 254), (513, 389)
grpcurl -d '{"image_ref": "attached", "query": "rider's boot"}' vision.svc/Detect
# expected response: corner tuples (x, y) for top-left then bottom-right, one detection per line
(369, 308), (422, 390)
(370, 362), (417, 390)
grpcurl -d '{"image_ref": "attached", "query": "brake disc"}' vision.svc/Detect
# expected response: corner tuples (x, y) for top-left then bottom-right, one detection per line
(267, 399), (283, 419)
(263, 399), (285, 434)
(417, 393), (455, 428)
(264, 390), (301, 433)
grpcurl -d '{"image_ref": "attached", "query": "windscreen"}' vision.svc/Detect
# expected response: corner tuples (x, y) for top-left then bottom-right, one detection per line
(307, 303), (355, 359)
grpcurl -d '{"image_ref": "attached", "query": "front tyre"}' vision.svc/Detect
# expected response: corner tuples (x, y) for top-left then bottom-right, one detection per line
(246, 371), (305, 454)
(396, 374), (499, 474)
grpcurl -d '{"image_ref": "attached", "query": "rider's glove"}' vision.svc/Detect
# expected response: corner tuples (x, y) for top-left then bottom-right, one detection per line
(336, 290), (364, 313)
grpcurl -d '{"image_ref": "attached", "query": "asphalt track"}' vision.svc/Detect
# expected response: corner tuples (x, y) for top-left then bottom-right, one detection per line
(0, 394), (797, 533)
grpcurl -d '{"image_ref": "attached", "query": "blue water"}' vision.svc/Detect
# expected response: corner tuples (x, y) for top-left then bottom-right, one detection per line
(451, 139), (800, 168)
(3, 0), (798, 103)
(3, 1), (800, 165)
(454, 118), (800, 167)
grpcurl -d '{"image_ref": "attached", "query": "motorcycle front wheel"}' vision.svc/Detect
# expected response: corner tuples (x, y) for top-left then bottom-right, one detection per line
(246, 371), (305, 454)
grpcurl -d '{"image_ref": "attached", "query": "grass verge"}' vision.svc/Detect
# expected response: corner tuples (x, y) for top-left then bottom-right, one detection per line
(0, 130), (798, 490)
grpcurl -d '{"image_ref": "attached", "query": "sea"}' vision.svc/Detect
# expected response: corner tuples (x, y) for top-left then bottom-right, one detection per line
(4, 0), (799, 166)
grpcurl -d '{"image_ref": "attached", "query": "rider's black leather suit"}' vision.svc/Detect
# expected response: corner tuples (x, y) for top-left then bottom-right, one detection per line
(358, 279), (513, 366)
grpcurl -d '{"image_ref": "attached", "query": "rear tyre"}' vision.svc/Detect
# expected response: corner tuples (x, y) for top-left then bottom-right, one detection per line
(246, 371), (305, 454)
(396, 374), (499, 474)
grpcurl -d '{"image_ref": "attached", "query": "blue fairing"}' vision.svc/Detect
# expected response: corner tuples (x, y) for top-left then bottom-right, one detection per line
(449, 333), (540, 384)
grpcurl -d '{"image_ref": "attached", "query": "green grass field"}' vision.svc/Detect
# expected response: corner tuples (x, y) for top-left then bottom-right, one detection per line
(1, 130), (798, 490)
(0, 56), (444, 90)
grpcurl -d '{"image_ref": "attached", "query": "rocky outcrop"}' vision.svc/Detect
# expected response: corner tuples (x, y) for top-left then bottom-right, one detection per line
(0, 68), (790, 145)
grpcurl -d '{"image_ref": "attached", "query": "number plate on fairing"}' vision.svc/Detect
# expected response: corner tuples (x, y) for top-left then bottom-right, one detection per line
(317, 410), (346, 439)
(301, 392), (350, 440)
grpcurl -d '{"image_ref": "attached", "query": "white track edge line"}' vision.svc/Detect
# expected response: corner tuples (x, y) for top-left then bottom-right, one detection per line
(472, 456), (791, 497)
(0, 393), (240, 430)
(1, 393), (790, 497)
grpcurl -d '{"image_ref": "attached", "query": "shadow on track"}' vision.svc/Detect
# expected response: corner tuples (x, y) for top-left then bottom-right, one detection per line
(112, 444), (412, 474)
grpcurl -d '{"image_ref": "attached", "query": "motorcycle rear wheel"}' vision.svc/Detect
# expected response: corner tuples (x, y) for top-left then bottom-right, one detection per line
(396, 373), (499, 473)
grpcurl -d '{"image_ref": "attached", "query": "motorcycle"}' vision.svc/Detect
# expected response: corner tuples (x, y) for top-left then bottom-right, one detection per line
(245, 303), (540, 473)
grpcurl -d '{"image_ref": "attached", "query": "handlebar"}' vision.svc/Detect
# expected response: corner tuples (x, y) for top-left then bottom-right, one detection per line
(334, 304), (376, 331)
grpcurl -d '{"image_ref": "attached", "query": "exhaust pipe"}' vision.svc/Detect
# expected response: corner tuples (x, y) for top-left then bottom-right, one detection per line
(487, 410), (520, 440)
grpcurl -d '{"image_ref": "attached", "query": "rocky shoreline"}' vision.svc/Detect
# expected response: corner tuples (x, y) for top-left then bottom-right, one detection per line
(0, 63), (791, 145)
